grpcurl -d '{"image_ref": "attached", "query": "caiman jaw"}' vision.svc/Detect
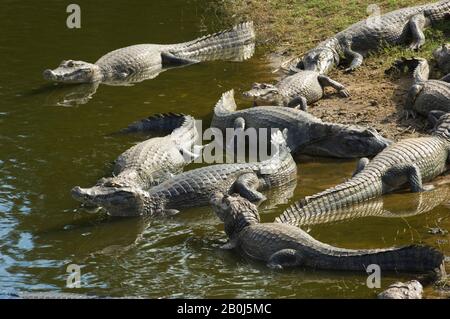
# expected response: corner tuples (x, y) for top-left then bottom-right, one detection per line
(71, 185), (144, 216)
(43, 60), (101, 83)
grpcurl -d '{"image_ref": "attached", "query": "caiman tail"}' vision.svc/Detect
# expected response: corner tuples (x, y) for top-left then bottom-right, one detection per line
(214, 89), (237, 115)
(311, 245), (445, 273)
(276, 172), (383, 227)
(122, 112), (192, 133)
(171, 22), (255, 62)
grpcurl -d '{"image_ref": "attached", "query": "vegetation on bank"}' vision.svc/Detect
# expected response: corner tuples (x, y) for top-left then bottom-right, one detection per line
(211, 0), (449, 69)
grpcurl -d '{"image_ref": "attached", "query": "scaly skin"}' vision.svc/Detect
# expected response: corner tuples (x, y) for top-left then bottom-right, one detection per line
(210, 193), (445, 273)
(378, 280), (423, 299)
(295, 1), (450, 74)
(242, 71), (350, 110)
(43, 22), (255, 84)
(276, 114), (450, 228)
(72, 131), (297, 217)
(211, 90), (391, 158)
(400, 57), (450, 118)
(434, 43), (450, 74)
(71, 113), (200, 208)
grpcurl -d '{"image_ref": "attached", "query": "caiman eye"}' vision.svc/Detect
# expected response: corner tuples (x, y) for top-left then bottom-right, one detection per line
(67, 61), (74, 67)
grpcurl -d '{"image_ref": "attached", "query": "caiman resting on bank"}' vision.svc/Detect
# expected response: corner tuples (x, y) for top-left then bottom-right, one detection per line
(242, 70), (350, 110)
(293, 1), (450, 74)
(210, 193), (445, 274)
(434, 43), (450, 74)
(276, 113), (450, 227)
(72, 131), (297, 216)
(72, 113), (200, 207)
(211, 90), (391, 158)
(398, 57), (450, 118)
(43, 22), (255, 83)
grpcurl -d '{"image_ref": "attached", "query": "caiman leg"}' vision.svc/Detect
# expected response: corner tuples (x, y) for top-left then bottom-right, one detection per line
(440, 74), (450, 83)
(428, 110), (447, 128)
(352, 157), (370, 177)
(318, 75), (350, 98)
(402, 84), (424, 119)
(382, 163), (427, 193)
(343, 44), (364, 73)
(287, 96), (308, 111)
(161, 52), (199, 66)
(233, 173), (266, 202)
(267, 249), (301, 269)
(409, 14), (428, 51)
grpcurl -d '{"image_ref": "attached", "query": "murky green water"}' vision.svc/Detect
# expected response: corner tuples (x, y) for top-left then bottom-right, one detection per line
(0, 0), (449, 298)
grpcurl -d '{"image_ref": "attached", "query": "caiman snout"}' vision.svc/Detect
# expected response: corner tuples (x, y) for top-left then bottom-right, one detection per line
(71, 185), (144, 216)
(43, 69), (57, 81)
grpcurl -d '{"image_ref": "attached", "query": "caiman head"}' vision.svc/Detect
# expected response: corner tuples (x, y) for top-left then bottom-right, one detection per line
(210, 193), (260, 238)
(242, 83), (281, 105)
(297, 47), (338, 74)
(301, 124), (392, 158)
(433, 43), (450, 74)
(71, 184), (146, 217)
(43, 60), (102, 83)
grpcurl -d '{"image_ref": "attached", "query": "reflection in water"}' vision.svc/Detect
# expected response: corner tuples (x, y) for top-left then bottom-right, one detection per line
(295, 186), (450, 226)
(44, 83), (100, 107)
(260, 179), (297, 211)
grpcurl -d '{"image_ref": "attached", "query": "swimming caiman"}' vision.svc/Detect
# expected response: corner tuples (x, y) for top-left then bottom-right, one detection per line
(210, 193), (445, 274)
(43, 22), (255, 84)
(72, 131), (297, 216)
(399, 57), (450, 118)
(72, 113), (200, 206)
(242, 71), (350, 110)
(434, 43), (450, 74)
(292, 1), (450, 74)
(211, 90), (391, 158)
(276, 113), (450, 227)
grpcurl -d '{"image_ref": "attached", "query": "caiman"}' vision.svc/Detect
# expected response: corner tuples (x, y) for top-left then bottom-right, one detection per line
(211, 90), (391, 158)
(43, 22), (255, 84)
(399, 57), (450, 118)
(72, 113), (199, 200)
(434, 43), (450, 74)
(242, 71), (350, 110)
(71, 131), (297, 217)
(210, 193), (445, 274)
(378, 280), (423, 299)
(292, 1), (450, 74)
(276, 113), (450, 227)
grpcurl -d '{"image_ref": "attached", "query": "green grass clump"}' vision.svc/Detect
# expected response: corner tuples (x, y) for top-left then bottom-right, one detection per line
(211, 0), (449, 62)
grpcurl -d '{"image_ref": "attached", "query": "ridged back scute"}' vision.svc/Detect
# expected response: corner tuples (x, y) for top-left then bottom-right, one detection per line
(171, 22), (255, 61)
(214, 89), (237, 115)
